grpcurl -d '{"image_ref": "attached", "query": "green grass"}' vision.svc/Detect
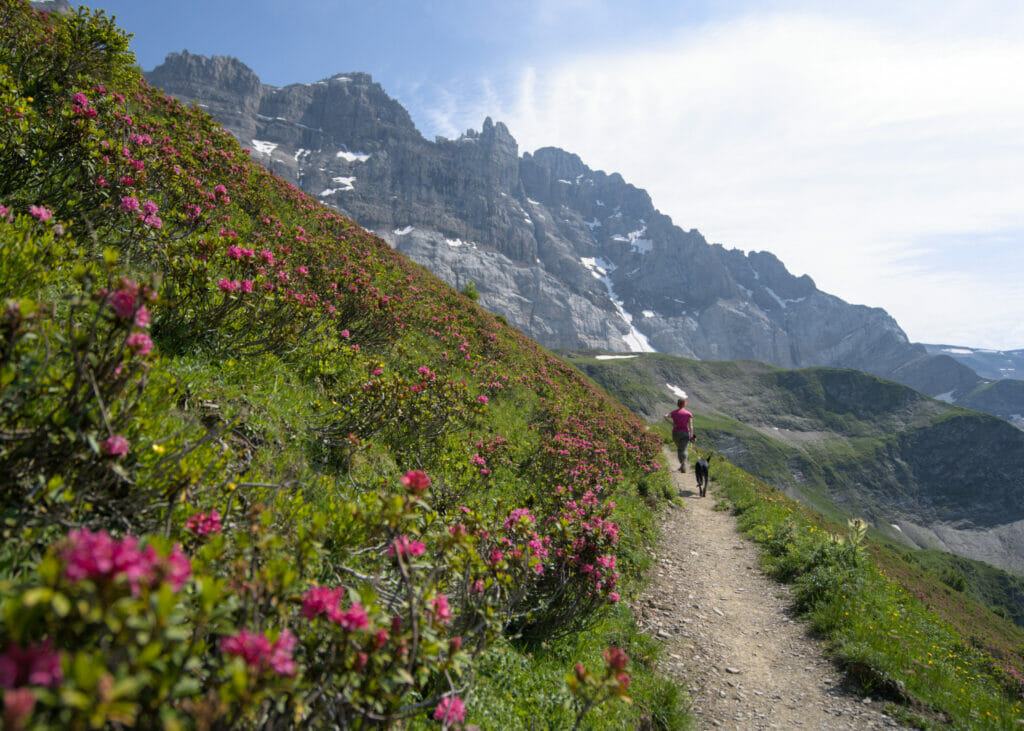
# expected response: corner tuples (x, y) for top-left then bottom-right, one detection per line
(467, 604), (690, 730)
(710, 458), (1024, 728)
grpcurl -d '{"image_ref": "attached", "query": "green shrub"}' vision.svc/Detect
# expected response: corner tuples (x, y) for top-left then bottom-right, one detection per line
(460, 279), (479, 301)
(0, 2), (677, 726)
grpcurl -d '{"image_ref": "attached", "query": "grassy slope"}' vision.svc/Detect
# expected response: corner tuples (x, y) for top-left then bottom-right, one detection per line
(708, 459), (1024, 728)
(0, 3), (685, 727)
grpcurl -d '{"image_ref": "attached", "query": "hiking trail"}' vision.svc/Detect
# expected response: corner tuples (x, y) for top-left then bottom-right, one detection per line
(634, 448), (907, 729)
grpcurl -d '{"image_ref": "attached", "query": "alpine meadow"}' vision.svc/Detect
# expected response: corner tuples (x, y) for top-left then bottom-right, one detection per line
(2, 2), (1024, 729)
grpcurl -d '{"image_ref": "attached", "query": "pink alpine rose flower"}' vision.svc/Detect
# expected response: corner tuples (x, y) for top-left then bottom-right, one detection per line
(387, 535), (426, 559)
(0, 639), (63, 689)
(59, 528), (189, 595)
(28, 205), (51, 221)
(267, 630), (297, 677)
(108, 289), (135, 320)
(221, 628), (296, 677)
(100, 434), (130, 459)
(185, 509), (222, 536)
(126, 331), (153, 356)
(430, 594), (453, 624)
(400, 469), (431, 494)
(160, 543), (192, 591)
(2, 687), (36, 730)
(301, 585), (345, 623)
(433, 695), (466, 725)
(603, 646), (629, 670)
(339, 602), (369, 632)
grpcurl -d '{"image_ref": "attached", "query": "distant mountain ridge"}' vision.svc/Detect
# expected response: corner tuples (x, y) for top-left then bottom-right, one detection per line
(145, 52), (1013, 415)
(923, 344), (1024, 381)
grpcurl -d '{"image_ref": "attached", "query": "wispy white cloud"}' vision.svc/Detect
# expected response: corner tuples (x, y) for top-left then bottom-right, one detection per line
(426, 7), (1024, 349)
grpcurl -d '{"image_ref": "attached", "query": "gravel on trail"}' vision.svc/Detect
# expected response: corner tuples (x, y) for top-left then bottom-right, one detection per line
(633, 448), (909, 729)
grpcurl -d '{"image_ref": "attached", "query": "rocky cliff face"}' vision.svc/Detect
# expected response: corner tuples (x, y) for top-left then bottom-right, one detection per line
(145, 53), (991, 401)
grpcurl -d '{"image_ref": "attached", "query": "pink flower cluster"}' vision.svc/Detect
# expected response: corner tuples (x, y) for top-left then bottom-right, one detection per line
(504, 508), (535, 531)
(70, 91), (97, 118)
(300, 586), (369, 631)
(221, 628), (296, 677)
(119, 197), (161, 228)
(429, 594), (453, 624)
(603, 646), (628, 670)
(100, 434), (130, 459)
(387, 535), (426, 559)
(0, 639), (63, 689)
(0, 639), (62, 729)
(217, 279), (253, 293)
(141, 200), (161, 229)
(226, 244), (255, 260)
(28, 205), (51, 221)
(60, 528), (191, 594)
(433, 695), (466, 725)
(126, 331), (154, 356)
(184, 509), (222, 536)
(604, 646), (631, 689)
(400, 469), (431, 494)
(105, 278), (151, 328)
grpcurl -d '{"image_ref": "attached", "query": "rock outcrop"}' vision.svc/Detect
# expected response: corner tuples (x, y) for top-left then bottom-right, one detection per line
(146, 54), (994, 402)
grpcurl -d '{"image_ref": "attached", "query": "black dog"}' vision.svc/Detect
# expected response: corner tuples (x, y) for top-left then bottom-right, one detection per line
(694, 455), (711, 497)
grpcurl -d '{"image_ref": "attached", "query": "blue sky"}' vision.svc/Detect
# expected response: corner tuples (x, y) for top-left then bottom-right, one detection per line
(94, 0), (1024, 350)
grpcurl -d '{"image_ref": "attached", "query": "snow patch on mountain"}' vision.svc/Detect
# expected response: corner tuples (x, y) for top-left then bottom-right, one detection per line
(336, 150), (371, 163)
(580, 256), (655, 352)
(667, 384), (688, 400)
(251, 139), (277, 156)
(765, 287), (808, 309)
(320, 177), (356, 196)
(445, 237), (479, 249)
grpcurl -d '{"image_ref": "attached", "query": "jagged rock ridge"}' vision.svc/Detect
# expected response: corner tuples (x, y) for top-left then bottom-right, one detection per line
(146, 52), (991, 402)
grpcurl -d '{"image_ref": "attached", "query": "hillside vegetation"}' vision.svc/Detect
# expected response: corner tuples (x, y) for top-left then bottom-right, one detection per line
(0, 3), (683, 727)
(567, 351), (1024, 599)
(567, 351), (1024, 716)
(567, 352), (1024, 552)
(707, 459), (1024, 728)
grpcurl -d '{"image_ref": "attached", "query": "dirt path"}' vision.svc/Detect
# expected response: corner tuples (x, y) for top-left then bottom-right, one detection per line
(634, 448), (906, 729)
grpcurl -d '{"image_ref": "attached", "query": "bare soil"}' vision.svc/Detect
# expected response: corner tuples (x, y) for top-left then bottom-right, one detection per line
(634, 448), (909, 728)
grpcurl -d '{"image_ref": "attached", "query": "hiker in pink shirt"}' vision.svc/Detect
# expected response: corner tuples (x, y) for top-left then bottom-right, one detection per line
(664, 395), (695, 472)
